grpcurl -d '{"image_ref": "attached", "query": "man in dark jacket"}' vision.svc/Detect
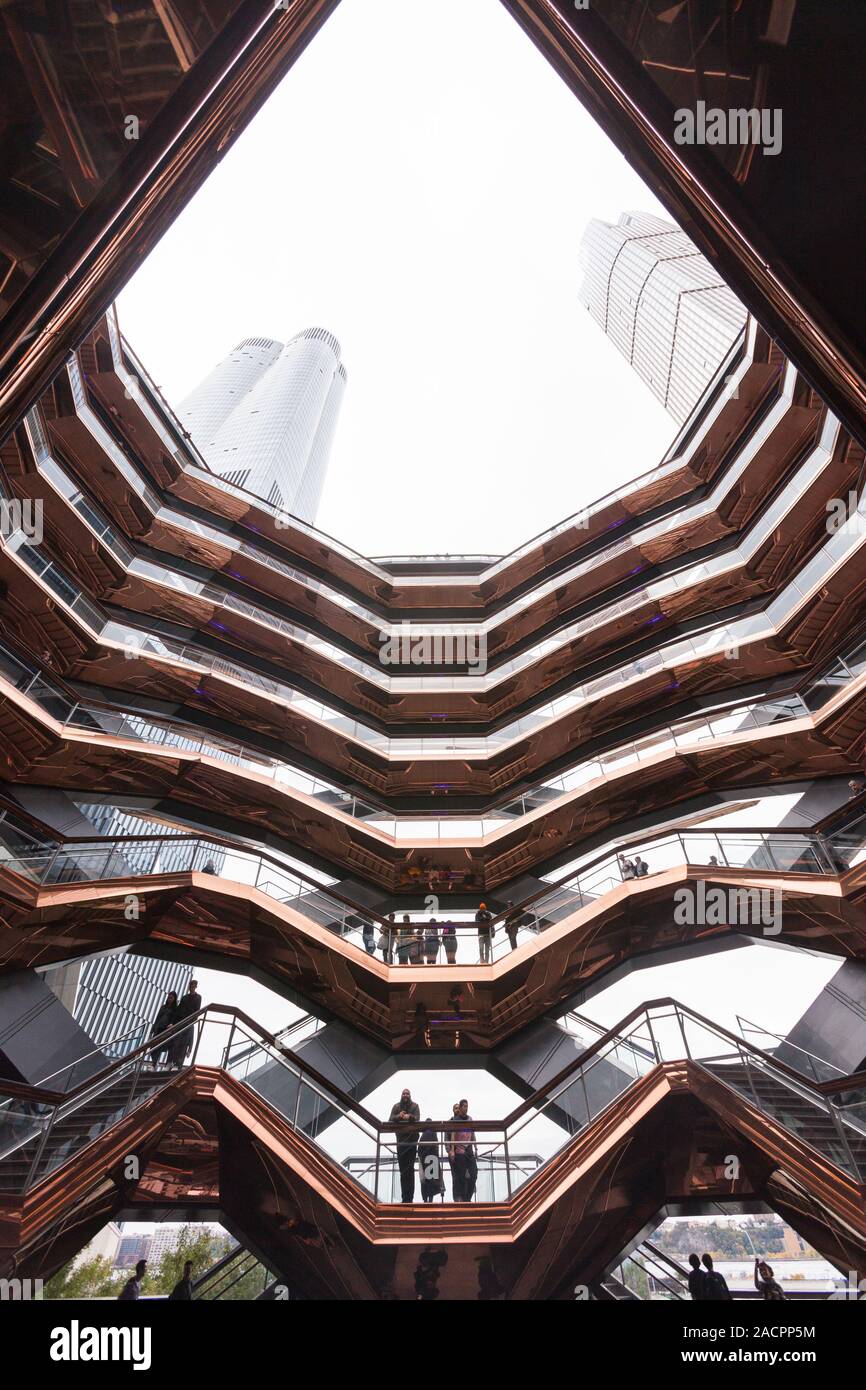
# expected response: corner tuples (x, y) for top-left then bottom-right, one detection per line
(168, 979), (202, 1068)
(169, 1259), (194, 1300)
(475, 903), (494, 963)
(701, 1253), (732, 1299)
(388, 1087), (420, 1202)
(687, 1252), (707, 1300)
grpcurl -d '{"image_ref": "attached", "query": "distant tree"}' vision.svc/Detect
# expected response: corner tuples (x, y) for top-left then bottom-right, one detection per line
(45, 1255), (123, 1300)
(151, 1225), (217, 1295)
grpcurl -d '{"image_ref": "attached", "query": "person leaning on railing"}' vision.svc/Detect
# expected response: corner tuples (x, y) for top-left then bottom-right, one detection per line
(388, 1087), (421, 1202)
(361, 916), (376, 956)
(378, 913), (395, 964)
(148, 990), (178, 1067)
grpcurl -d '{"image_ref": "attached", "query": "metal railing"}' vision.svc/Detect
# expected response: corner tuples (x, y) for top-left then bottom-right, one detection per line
(3, 999), (865, 1205)
(4, 809), (866, 966)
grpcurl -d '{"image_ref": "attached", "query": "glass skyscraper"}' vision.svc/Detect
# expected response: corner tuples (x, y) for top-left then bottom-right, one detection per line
(177, 327), (346, 522)
(44, 803), (195, 1057)
(578, 211), (747, 423)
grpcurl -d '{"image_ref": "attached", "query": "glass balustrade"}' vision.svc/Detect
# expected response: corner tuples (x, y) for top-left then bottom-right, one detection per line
(3, 811), (864, 968)
(0, 403), (857, 770)
(23, 346), (828, 691)
(0, 623), (853, 848)
(2, 999), (864, 1203)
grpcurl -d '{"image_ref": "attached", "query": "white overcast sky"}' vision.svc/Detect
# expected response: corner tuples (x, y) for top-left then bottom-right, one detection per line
(115, 0), (836, 1091)
(117, 0), (675, 556)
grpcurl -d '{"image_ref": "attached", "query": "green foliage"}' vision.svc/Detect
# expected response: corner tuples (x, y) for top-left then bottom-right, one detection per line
(151, 1225), (222, 1294)
(45, 1255), (124, 1301)
(44, 1227), (271, 1300)
(652, 1217), (816, 1262)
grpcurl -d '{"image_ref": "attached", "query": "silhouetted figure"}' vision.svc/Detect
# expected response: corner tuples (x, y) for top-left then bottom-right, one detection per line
(362, 917), (376, 955)
(119, 1259), (147, 1301)
(149, 989), (177, 1065)
(169, 1260), (194, 1300)
(754, 1258), (785, 1300)
(413, 1247), (448, 1299)
(503, 901), (521, 951)
(397, 914), (414, 965)
(442, 919), (458, 963)
(202, 860), (217, 874)
(389, 1087), (420, 1202)
(475, 903), (494, 963)
(411, 922), (425, 965)
(702, 1253), (732, 1300)
(687, 1252), (707, 1301)
(418, 1120), (444, 1202)
(633, 856), (649, 877)
(383, 913), (396, 963)
(476, 1255), (505, 1300)
(168, 979), (202, 1068)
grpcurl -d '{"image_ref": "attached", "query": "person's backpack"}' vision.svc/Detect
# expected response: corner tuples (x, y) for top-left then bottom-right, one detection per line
(705, 1269), (731, 1300)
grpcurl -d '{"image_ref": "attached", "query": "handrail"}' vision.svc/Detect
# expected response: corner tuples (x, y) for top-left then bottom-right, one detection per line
(735, 1012), (849, 1081)
(2, 610), (866, 854)
(3, 803), (860, 936)
(121, 325), (750, 586)
(641, 1241), (691, 1282)
(4, 997), (864, 1142)
(0, 1004), (385, 1129)
(3, 997), (866, 1206)
(2, 821), (394, 931)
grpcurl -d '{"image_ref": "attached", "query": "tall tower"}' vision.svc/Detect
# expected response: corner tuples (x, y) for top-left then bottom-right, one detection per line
(177, 328), (346, 522)
(578, 212), (747, 423)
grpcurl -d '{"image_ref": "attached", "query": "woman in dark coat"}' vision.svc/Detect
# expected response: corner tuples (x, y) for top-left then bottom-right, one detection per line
(149, 990), (178, 1065)
(168, 980), (203, 1068)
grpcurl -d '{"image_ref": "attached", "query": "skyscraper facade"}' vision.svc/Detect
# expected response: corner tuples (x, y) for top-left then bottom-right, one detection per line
(43, 803), (195, 1057)
(578, 211), (747, 423)
(177, 328), (346, 522)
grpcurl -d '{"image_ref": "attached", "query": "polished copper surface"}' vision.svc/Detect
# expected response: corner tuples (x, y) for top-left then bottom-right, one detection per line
(5, 858), (866, 1049)
(5, 1058), (864, 1296)
(0, 1), (342, 440)
(1, 648), (866, 887)
(4, 519), (866, 808)
(9, 377), (835, 720)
